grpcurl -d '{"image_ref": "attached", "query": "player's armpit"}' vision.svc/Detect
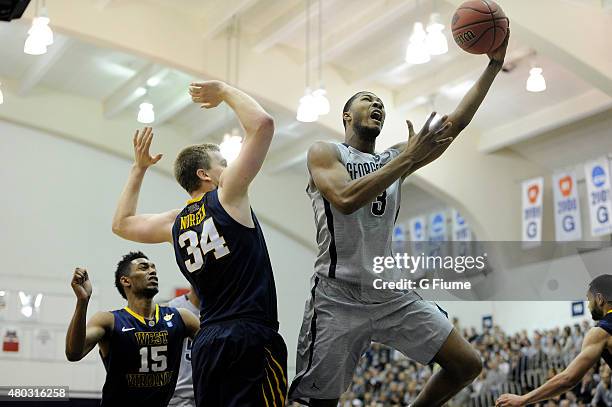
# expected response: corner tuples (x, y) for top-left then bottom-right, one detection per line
(112, 209), (180, 244)
(307, 142), (354, 214)
(177, 308), (200, 339)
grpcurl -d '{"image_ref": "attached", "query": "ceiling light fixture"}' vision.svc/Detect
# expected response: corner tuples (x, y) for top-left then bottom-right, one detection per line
(312, 0), (330, 117)
(405, 22), (430, 65)
(297, 0), (320, 122)
(137, 102), (155, 124)
(24, 0), (54, 55)
(526, 67), (546, 92)
(425, 13), (448, 56)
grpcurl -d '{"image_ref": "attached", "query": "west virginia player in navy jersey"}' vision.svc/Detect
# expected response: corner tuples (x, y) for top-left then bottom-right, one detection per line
(112, 81), (288, 406)
(65, 252), (199, 407)
(497, 275), (612, 407)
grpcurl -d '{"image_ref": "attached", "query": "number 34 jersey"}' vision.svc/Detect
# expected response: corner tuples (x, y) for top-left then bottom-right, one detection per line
(308, 143), (402, 284)
(171, 189), (279, 330)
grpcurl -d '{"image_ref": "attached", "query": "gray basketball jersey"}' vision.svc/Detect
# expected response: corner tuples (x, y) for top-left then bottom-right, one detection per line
(308, 143), (402, 284)
(167, 294), (198, 405)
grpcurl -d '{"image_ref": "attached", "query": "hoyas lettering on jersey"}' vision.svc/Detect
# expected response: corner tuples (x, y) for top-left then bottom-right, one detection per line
(172, 189), (279, 330)
(100, 305), (186, 407)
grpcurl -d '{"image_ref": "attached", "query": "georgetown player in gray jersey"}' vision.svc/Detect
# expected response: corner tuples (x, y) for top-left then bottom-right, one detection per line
(167, 287), (199, 407)
(288, 32), (510, 407)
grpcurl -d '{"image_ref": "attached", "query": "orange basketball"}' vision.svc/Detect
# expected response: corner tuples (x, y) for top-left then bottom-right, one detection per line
(451, 0), (509, 55)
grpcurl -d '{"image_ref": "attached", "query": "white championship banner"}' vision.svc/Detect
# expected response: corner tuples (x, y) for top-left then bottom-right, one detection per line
(521, 177), (544, 245)
(552, 170), (582, 241)
(584, 157), (612, 237)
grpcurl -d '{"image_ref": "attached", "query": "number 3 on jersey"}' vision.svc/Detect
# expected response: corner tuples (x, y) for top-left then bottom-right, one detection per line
(178, 218), (230, 273)
(371, 191), (387, 216)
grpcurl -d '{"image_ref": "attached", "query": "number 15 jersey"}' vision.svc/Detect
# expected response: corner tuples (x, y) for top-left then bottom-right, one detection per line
(172, 189), (279, 330)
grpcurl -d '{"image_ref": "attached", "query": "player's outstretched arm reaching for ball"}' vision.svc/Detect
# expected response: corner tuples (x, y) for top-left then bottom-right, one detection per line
(496, 326), (608, 407)
(393, 30), (510, 169)
(308, 112), (453, 215)
(189, 80), (275, 224)
(65, 267), (113, 361)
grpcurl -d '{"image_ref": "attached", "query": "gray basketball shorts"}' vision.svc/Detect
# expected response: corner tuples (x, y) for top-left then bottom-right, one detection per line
(288, 274), (453, 403)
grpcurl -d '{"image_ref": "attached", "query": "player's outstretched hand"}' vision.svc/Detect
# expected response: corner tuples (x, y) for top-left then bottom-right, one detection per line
(402, 111), (453, 166)
(488, 28), (510, 64)
(133, 127), (163, 170)
(71, 267), (92, 301)
(189, 80), (227, 109)
(496, 393), (526, 407)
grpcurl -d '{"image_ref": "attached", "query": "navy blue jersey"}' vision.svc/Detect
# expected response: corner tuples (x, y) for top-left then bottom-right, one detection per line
(171, 189), (279, 329)
(100, 305), (186, 407)
(597, 312), (612, 368)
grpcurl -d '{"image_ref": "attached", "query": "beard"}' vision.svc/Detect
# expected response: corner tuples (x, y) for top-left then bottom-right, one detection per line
(142, 286), (159, 299)
(354, 121), (382, 139)
(591, 307), (604, 321)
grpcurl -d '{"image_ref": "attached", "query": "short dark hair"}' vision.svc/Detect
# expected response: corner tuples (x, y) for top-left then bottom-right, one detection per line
(589, 274), (612, 302)
(174, 143), (220, 193)
(115, 251), (148, 299)
(342, 91), (371, 129)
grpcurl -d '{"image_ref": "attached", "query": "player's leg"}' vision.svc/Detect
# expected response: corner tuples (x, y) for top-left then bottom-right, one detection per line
(410, 328), (482, 406)
(373, 293), (481, 407)
(288, 276), (371, 405)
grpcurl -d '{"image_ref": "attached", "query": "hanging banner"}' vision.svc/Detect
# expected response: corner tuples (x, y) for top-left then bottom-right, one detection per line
(408, 216), (427, 255)
(451, 209), (471, 242)
(428, 211), (447, 257)
(522, 177), (544, 245)
(552, 170), (582, 241)
(584, 157), (612, 237)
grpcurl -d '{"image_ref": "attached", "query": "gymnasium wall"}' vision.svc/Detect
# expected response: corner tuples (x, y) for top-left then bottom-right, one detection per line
(0, 119), (315, 392)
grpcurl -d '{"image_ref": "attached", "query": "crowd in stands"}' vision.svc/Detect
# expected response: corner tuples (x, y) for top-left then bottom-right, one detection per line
(291, 318), (612, 407)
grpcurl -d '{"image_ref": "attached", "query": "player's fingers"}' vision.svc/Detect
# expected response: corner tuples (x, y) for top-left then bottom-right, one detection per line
(153, 154), (163, 163)
(434, 121), (453, 135)
(133, 130), (138, 147)
(434, 136), (454, 145)
(433, 115), (449, 131)
(424, 111), (436, 132)
(406, 120), (414, 138)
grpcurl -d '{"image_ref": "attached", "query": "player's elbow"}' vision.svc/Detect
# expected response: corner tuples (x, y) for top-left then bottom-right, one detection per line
(254, 114), (275, 140)
(557, 372), (578, 390)
(335, 196), (359, 215)
(65, 350), (83, 362)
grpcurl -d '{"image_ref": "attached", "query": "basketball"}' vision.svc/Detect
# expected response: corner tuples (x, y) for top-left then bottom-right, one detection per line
(451, 0), (509, 55)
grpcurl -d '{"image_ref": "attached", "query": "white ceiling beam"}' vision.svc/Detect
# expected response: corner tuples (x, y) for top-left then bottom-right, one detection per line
(478, 90), (612, 154)
(203, 0), (260, 40)
(18, 36), (72, 96)
(308, 0), (418, 66)
(155, 92), (192, 126)
(253, 0), (343, 53)
(393, 56), (484, 111)
(103, 63), (163, 119)
(191, 112), (232, 141)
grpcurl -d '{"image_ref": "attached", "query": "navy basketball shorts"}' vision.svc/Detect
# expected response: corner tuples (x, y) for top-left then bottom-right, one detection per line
(191, 320), (288, 407)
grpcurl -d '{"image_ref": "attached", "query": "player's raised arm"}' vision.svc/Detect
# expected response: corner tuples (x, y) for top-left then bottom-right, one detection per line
(189, 81), (274, 206)
(496, 326), (608, 407)
(446, 30), (509, 138)
(112, 127), (179, 244)
(309, 114), (452, 215)
(65, 267), (113, 361)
